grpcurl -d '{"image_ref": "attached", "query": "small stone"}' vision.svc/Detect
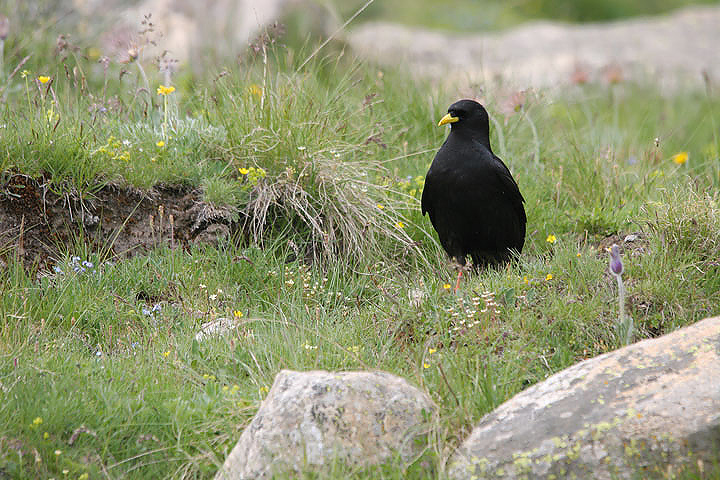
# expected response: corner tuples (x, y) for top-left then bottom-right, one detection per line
(195, 317), (238, 342)
(623, 234), (638, 242)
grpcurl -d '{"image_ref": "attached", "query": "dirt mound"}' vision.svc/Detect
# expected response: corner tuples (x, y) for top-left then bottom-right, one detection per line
(0, 174), (233, 270)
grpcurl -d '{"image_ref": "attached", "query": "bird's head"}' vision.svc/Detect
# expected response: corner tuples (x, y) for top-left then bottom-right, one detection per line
(438, 99), (491, 143)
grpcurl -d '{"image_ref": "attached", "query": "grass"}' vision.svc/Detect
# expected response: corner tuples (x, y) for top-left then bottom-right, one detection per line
(1, 5), (720, 479)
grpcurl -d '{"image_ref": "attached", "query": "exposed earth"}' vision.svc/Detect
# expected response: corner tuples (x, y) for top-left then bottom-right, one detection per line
(0, 174), (233, 271)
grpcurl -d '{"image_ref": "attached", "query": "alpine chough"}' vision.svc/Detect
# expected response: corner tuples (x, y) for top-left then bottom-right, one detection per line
(421, 99), (526, 289)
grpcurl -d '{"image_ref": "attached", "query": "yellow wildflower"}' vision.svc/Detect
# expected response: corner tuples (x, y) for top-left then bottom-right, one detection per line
(249, 84), (263, 98)
(156, 140), (165, 147)
(376, 204), (384, 210)
(233, 310), (243, 318)
(545, 273), (553, 281)
(423, 362), (430, 369)
(162, 351), (170, 358)
(38, 76), (50, 84)
(156, 85), (176, 96)
(395, 221), (405, 229)
(546, 234), (556, 244)
(442, 283), (451, 290)
(239, 168), (249, 175)
(671, 151), (688, 165)
(523, 276), (529, 285)
(428, 348), (437, 354)
(33, 417), (43, 426)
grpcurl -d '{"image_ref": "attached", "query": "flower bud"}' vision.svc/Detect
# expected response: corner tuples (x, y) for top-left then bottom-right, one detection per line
(609, 244), (623, 276)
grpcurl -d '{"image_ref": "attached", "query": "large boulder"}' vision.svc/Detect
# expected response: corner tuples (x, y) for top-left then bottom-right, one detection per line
(215, 370), (436, 479)
(448, 316), (720, 479)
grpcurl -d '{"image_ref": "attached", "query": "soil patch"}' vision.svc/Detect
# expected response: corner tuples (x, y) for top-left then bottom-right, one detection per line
(0, 174), (233, 271)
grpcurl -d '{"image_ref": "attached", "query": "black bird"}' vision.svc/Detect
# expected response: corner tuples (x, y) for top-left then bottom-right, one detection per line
(421, 99), (526, 290)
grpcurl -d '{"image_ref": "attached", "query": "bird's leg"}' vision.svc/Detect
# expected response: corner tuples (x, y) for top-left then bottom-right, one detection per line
(452, 260), (469, 293)
(454, 269), (463, 293)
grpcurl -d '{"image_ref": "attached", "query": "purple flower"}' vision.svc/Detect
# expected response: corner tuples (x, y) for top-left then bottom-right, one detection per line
(609, 244), (623, 276)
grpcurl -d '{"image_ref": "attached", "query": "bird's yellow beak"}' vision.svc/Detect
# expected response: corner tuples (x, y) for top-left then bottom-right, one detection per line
(438, 113), (459, 126)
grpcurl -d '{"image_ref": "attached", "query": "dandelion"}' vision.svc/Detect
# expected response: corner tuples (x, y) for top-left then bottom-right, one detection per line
(546, 234), (557, 244)
(38, 76), (50, 84)
(545, 273), (553, 281)
(395, 221), (405, 229)
(671, 151), (689, 165)
(156, 84), (175, 96)
(157, 85), (175, 140)
(156, 140), (165, 147)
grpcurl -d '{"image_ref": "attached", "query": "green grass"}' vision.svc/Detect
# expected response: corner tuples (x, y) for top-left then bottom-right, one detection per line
(1, 6), (720, 478)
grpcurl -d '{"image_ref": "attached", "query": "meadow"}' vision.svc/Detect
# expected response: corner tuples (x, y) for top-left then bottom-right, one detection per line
(1, 4), (720, 479)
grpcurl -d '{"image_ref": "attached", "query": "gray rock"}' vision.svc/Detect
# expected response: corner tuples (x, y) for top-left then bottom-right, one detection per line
(194, 317), (238, 342)
(347, 6), (720, 91)
(623, 234), (639, 243)
(215, 370), (436, 479)
(447, 316), (720, 479)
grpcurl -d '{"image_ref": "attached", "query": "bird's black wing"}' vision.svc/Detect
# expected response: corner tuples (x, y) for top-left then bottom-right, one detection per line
(489, 152), (526, 227)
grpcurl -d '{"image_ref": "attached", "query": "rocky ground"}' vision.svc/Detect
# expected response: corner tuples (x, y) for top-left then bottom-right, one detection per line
(346, 5), (720, 92)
